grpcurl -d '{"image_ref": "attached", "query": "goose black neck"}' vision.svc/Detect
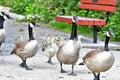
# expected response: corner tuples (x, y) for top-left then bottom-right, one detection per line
(104, 35), (110, 51)
(70, 22), (77, 40)
(28, 25), (35, 40)
(0, 17), (5, 29)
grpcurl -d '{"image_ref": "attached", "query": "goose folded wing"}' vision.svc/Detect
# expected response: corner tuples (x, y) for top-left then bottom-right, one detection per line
(10, 41), (28, 54)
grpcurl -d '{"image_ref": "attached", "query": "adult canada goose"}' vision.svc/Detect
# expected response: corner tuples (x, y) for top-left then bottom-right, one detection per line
(14, 28), (24, 46)
(79, 30), (115, 80)
(44, 37), (58, 64)
(57, 16), (82, 76)
(10, 22), (38, 70)
(0, 12), (10, 47)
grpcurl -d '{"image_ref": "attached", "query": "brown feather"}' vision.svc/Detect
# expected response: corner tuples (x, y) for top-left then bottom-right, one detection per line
(10, 40), (28, 55)
(83, 50), (102, 62)
(57, 44), (64, 54)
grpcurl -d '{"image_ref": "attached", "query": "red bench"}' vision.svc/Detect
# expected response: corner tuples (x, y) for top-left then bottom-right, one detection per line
(56, 0), (116, 43)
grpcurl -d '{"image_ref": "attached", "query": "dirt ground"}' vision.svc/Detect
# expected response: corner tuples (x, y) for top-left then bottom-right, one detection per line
(0, 19), (120, 80)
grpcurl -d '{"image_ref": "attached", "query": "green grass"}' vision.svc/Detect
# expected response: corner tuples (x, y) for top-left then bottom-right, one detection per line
(50, 21), (116, 41)
(51, 21), (93, 37)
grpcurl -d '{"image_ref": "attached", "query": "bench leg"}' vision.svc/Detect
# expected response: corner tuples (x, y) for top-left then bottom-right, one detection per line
(93, 26), (97, 43)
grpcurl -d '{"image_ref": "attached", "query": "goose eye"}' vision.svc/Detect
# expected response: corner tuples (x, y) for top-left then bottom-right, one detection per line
(74, 16), (78, 21)
(72, 16), (78, 22)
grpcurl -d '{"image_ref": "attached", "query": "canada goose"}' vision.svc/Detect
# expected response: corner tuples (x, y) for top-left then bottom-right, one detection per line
(14, 28), (24, 46)
(45, 33), (52, 46)
(0, 12), (10, 47)
(40, 33), (52, 51)
(79, 30), (115, 80)
(56, 36), (65, 48)
(57, 16), (82, 76)
(10, 22), (38, 70)
(44, 37), (58, 64)
(45, 33), (52, 41)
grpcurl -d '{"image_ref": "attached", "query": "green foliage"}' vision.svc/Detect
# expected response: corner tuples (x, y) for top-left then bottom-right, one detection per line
(11, 0), (36, 15)
(11, 0), (80, 23)
(0, 0), (13, 7)
(100, 2), (120, 40)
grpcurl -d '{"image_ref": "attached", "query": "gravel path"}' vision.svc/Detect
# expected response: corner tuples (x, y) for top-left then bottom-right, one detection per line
(0, 19), (120, 80)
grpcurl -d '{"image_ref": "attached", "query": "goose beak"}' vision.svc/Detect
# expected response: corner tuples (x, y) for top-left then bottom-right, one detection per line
(1, 12), (13, 19)
(109, 30), (115, 37)
(111, 33), (115, 37)
(7, 16), (13, 19)
(35, 23), (40, 27)
(5, 14), (13, 19)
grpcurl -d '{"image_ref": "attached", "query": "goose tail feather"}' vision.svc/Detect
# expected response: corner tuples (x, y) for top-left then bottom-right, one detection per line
(10, 48), (16, 55)
(79, 62), (84, 65)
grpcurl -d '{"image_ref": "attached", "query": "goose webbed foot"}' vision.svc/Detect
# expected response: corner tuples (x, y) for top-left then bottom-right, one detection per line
(79, 62), (84, 65)
(21, 59), (33, 70)
(47, 58), (53, 65)
(20, 63), (25, 68)
(61, 69), (67, 73)
(47, 60), (52, 64)
(25, 66), (33, 70)
(94, 78), (99, 80)
(68, 72), (77, 76)
(67, 64), (77, 76)
(60, 63), (67, 73)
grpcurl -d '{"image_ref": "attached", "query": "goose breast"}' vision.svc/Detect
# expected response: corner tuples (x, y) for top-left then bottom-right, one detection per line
(57, 41), (79, 64)
(22, 40), (38, 58)
(85, 51), (114, 72)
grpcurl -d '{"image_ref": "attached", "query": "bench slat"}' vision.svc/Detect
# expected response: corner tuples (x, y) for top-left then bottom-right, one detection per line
(80, 3), (116, 12)
(56, 16), (106, 26)
(80, 0), (116, 6)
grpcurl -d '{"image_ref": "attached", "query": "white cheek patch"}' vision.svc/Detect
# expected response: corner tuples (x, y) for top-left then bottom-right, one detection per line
(3, 15), (8, 19)
(72, 17), (78, 23)
(30, 23), (35, 28)
(72, 18), (76, 23)
(107, 32), (110, 37)
(0, 13), (3, 16)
